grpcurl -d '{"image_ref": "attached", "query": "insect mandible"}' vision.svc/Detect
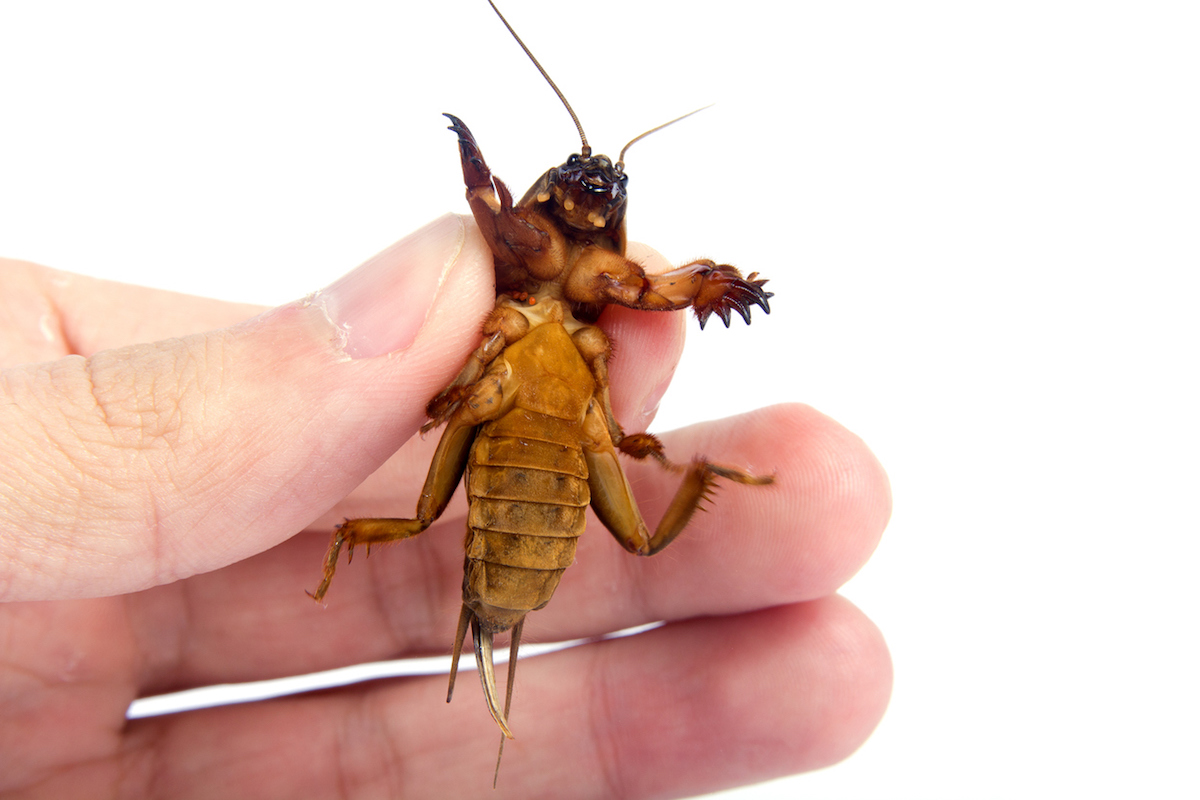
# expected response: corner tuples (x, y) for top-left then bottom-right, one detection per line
(310, 0), (775, 781)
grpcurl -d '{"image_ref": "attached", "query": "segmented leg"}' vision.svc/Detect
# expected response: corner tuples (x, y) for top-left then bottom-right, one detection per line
(570, 324), (624, 442)
(308, 414), (477, 602)
(422, 331), (505, 431)
(444, 113), (559, 282)
(661, 260), (773, 329)
(443, 113), (496, 196)
(581, 404), (773, 556)
(311, 353), (523, 602)
(564, 247), (772, 328)
(423, 301), (531, 431)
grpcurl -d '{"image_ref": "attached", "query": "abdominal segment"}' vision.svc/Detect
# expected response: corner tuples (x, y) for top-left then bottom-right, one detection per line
(462, 422), (590, 631)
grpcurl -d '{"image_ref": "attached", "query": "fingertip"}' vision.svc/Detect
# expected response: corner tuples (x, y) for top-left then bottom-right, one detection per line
(612, 404), (889, 615)
(628, 598), (891, 787)
(785, 595), (894, 768)
(694, 598), (892, 778)
(730, 403), (892, 596)
(526, 597), (891, 795)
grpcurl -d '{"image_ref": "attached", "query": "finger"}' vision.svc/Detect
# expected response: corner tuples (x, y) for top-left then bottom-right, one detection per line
(0, 244), (691, 537)
(1, 214), (501, 602)
(546, 402), (893, 632)
(111, 596), (890, 799)
(131, 404), (888, 692)
(299, 240), (684, 529)
(600, 241), (688, 431)
(0, 258), (265, 367)
(231, 240), (685, 533)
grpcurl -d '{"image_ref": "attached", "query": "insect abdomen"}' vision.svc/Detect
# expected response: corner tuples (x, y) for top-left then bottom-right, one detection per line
(462, 322), (595, 632)
(464, 419), (589, 631)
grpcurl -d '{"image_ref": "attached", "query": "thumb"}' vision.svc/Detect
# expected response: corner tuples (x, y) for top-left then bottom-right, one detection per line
(0, 214), (494, 602)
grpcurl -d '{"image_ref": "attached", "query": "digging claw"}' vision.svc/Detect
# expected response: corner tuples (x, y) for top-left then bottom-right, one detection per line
(444, 113), (494, 192)
(693, 265), (773, 329)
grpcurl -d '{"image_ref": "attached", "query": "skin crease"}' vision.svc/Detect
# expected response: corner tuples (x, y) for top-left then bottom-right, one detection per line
(0, 218), (891, 799)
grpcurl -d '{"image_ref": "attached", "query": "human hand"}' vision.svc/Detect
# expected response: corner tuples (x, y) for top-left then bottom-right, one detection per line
(0, 214), (891, 798)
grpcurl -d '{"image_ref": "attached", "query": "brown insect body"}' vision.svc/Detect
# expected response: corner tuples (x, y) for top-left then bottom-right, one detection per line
(311, 1), (774, 781)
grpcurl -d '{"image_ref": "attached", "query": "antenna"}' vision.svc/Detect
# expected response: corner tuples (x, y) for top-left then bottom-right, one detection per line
(617, 105), (714, 169)
(487, 0), (591, 157)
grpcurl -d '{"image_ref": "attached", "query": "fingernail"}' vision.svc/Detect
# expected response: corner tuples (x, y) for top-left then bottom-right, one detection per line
(638, 372), (674, 428)
(314, 214), (466, 359)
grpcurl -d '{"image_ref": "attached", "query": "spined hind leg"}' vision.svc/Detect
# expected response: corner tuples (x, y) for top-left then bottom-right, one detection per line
(581, 405), (773, 556)
(308, 417), (477, 602)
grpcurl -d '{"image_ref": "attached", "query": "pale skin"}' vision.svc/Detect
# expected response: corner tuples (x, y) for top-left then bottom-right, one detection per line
(0, 215), (892, 799)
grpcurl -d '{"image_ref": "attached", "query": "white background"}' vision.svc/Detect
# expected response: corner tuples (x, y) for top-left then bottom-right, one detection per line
(2, 1), (1198, 797)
